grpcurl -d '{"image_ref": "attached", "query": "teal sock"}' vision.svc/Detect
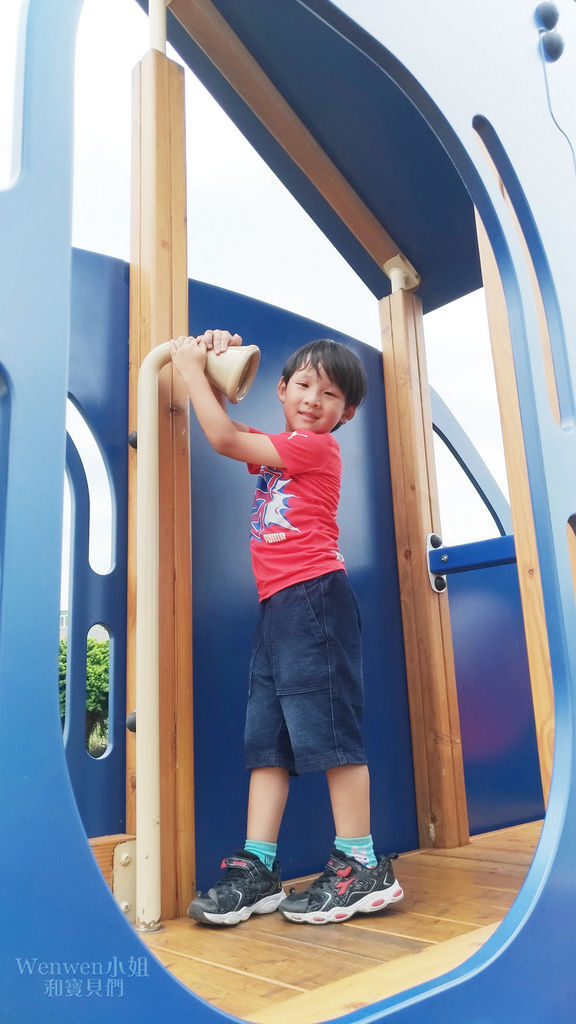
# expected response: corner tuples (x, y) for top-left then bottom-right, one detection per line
(335, 834), (377, 868)
(244, 840), (277, 871)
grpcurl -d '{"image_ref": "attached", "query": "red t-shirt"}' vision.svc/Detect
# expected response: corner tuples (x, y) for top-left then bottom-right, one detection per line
(248, 429), (345, 600)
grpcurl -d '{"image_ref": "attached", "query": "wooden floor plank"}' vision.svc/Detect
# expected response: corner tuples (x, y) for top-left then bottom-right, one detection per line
(145, 945), (304, 1018)
(144, 916), (415, 988)
(421, 844), (536, 866)
(473, 821), (541, 843)
(142, 821), (542, 1022)
(241, 910), (431, 961)
(396, 877), (516, 912)
(397, 854), (528, 889)
(248, 924), (499, 1024)
(344, 907), (493, 941)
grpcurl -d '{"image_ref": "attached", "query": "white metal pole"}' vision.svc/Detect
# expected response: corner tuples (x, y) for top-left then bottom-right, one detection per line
(388, 265), (409, 292)
(149, 0), (167, 54)
(135, 340), (172, 932)
(383, 253), (420, 293)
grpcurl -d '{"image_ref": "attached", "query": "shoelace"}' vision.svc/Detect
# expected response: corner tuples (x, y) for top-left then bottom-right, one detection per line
(286, 853), (399, 897)
(293, 857), (354, 895)
(196, 857), (254, 898)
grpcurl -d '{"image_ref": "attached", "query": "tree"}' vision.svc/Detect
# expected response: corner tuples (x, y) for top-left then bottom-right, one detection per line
(59, 637), (109, 751)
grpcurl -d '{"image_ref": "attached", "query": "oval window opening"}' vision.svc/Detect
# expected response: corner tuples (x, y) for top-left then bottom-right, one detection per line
(85, 624), (110, 759)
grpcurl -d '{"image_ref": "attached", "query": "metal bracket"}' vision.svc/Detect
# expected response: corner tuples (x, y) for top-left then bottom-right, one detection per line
(426, 533), (447, 593)
(113, 840), (136, 924)
(383, 252), (421, 292)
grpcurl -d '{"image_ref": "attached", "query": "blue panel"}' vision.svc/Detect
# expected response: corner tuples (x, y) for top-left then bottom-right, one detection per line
(187, 281), (418, 887)
(64, 248), (130, 836)
(161, 0), (480, 312)
(448, 562), (544, 833)
(0, 5), (194, 1023)
(429, 535), (516, 574)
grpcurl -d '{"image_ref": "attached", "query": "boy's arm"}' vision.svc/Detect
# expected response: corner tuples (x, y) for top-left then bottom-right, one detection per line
(171, 334), (285, 467)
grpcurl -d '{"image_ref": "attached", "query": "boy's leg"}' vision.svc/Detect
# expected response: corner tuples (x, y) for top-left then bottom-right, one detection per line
(187, 766), (289, 927)
(326, 764), (371, 837)
(279, 762), (403, 925)
(246, 766), (290, 842)
(326, 763), (376, 866)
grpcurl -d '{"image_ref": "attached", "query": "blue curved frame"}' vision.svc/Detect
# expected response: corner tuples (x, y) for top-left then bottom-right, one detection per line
(0, 1), (575, 1021)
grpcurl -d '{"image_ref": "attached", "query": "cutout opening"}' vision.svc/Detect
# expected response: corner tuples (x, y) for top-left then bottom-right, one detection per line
(0, 0), (26, 190)
(66, 398), (114, 575)
(432, 434), (506, 545)
(85, 625), (110, 759)
(473, 115), (573, 429)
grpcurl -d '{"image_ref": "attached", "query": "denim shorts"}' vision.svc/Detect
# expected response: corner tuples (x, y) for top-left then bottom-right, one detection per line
(244, 570), (367, 775)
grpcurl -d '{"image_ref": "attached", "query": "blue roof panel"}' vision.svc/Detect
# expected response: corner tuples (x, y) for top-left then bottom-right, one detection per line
(163, 0), (482, 311)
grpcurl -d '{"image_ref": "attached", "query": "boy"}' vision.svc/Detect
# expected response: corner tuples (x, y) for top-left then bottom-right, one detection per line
(171, 329), (403, 926)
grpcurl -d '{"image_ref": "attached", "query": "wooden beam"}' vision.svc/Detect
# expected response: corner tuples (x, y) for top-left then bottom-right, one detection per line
(128, 49), (195, 920)
(168, 0), (419, 288)
(379, 289), (469, 849)
(475, 210), (554, 804)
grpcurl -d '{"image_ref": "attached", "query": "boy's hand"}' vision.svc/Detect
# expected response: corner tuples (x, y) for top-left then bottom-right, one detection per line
(170, 335), (208, 378)
(199, 329), (242, 355)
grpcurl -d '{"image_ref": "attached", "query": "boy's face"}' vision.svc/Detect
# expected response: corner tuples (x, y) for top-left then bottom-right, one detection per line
(277, 361), (355, 434)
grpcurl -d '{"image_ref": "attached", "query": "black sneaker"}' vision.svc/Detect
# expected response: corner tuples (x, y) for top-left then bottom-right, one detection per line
(187, 851), (286, 926)
(278, 848), (403, 925)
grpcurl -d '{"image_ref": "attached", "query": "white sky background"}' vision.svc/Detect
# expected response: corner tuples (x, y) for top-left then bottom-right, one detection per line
(1, 0), (508, 605)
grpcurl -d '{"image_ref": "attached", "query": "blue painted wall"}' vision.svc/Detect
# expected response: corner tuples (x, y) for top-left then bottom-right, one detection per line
(448, 560), (544, 833)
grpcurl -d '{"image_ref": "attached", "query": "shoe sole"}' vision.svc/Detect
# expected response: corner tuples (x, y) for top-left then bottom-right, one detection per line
(188, 889), (287, 926)
(279, 883), (404, 925)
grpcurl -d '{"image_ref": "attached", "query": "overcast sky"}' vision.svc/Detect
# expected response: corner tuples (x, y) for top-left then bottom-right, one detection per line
(1, 0), (509, 597)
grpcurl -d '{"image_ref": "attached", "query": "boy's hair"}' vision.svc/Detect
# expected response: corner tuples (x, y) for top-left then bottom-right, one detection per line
(281, 339), (367, 427)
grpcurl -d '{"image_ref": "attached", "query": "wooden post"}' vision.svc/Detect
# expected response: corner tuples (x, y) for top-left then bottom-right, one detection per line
(475, 210), (554, 804)
(127, 48), (195, 919)
(379, 289), (469, 849)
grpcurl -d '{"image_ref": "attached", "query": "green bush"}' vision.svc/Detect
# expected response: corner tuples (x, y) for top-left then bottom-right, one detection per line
(59, 637), (109, 753)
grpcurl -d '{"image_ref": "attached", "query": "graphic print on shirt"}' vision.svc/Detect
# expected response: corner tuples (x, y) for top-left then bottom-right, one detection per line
(250, 469), (299, 543)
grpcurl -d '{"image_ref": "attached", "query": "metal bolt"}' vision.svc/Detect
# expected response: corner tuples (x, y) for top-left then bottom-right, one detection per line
(441, 554), (449, 563)
(120, 902), (131, 914)
(119, 852), (131, 866)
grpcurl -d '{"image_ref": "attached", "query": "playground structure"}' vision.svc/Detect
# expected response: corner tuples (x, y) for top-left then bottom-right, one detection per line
(1, 1), (575, 1022)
